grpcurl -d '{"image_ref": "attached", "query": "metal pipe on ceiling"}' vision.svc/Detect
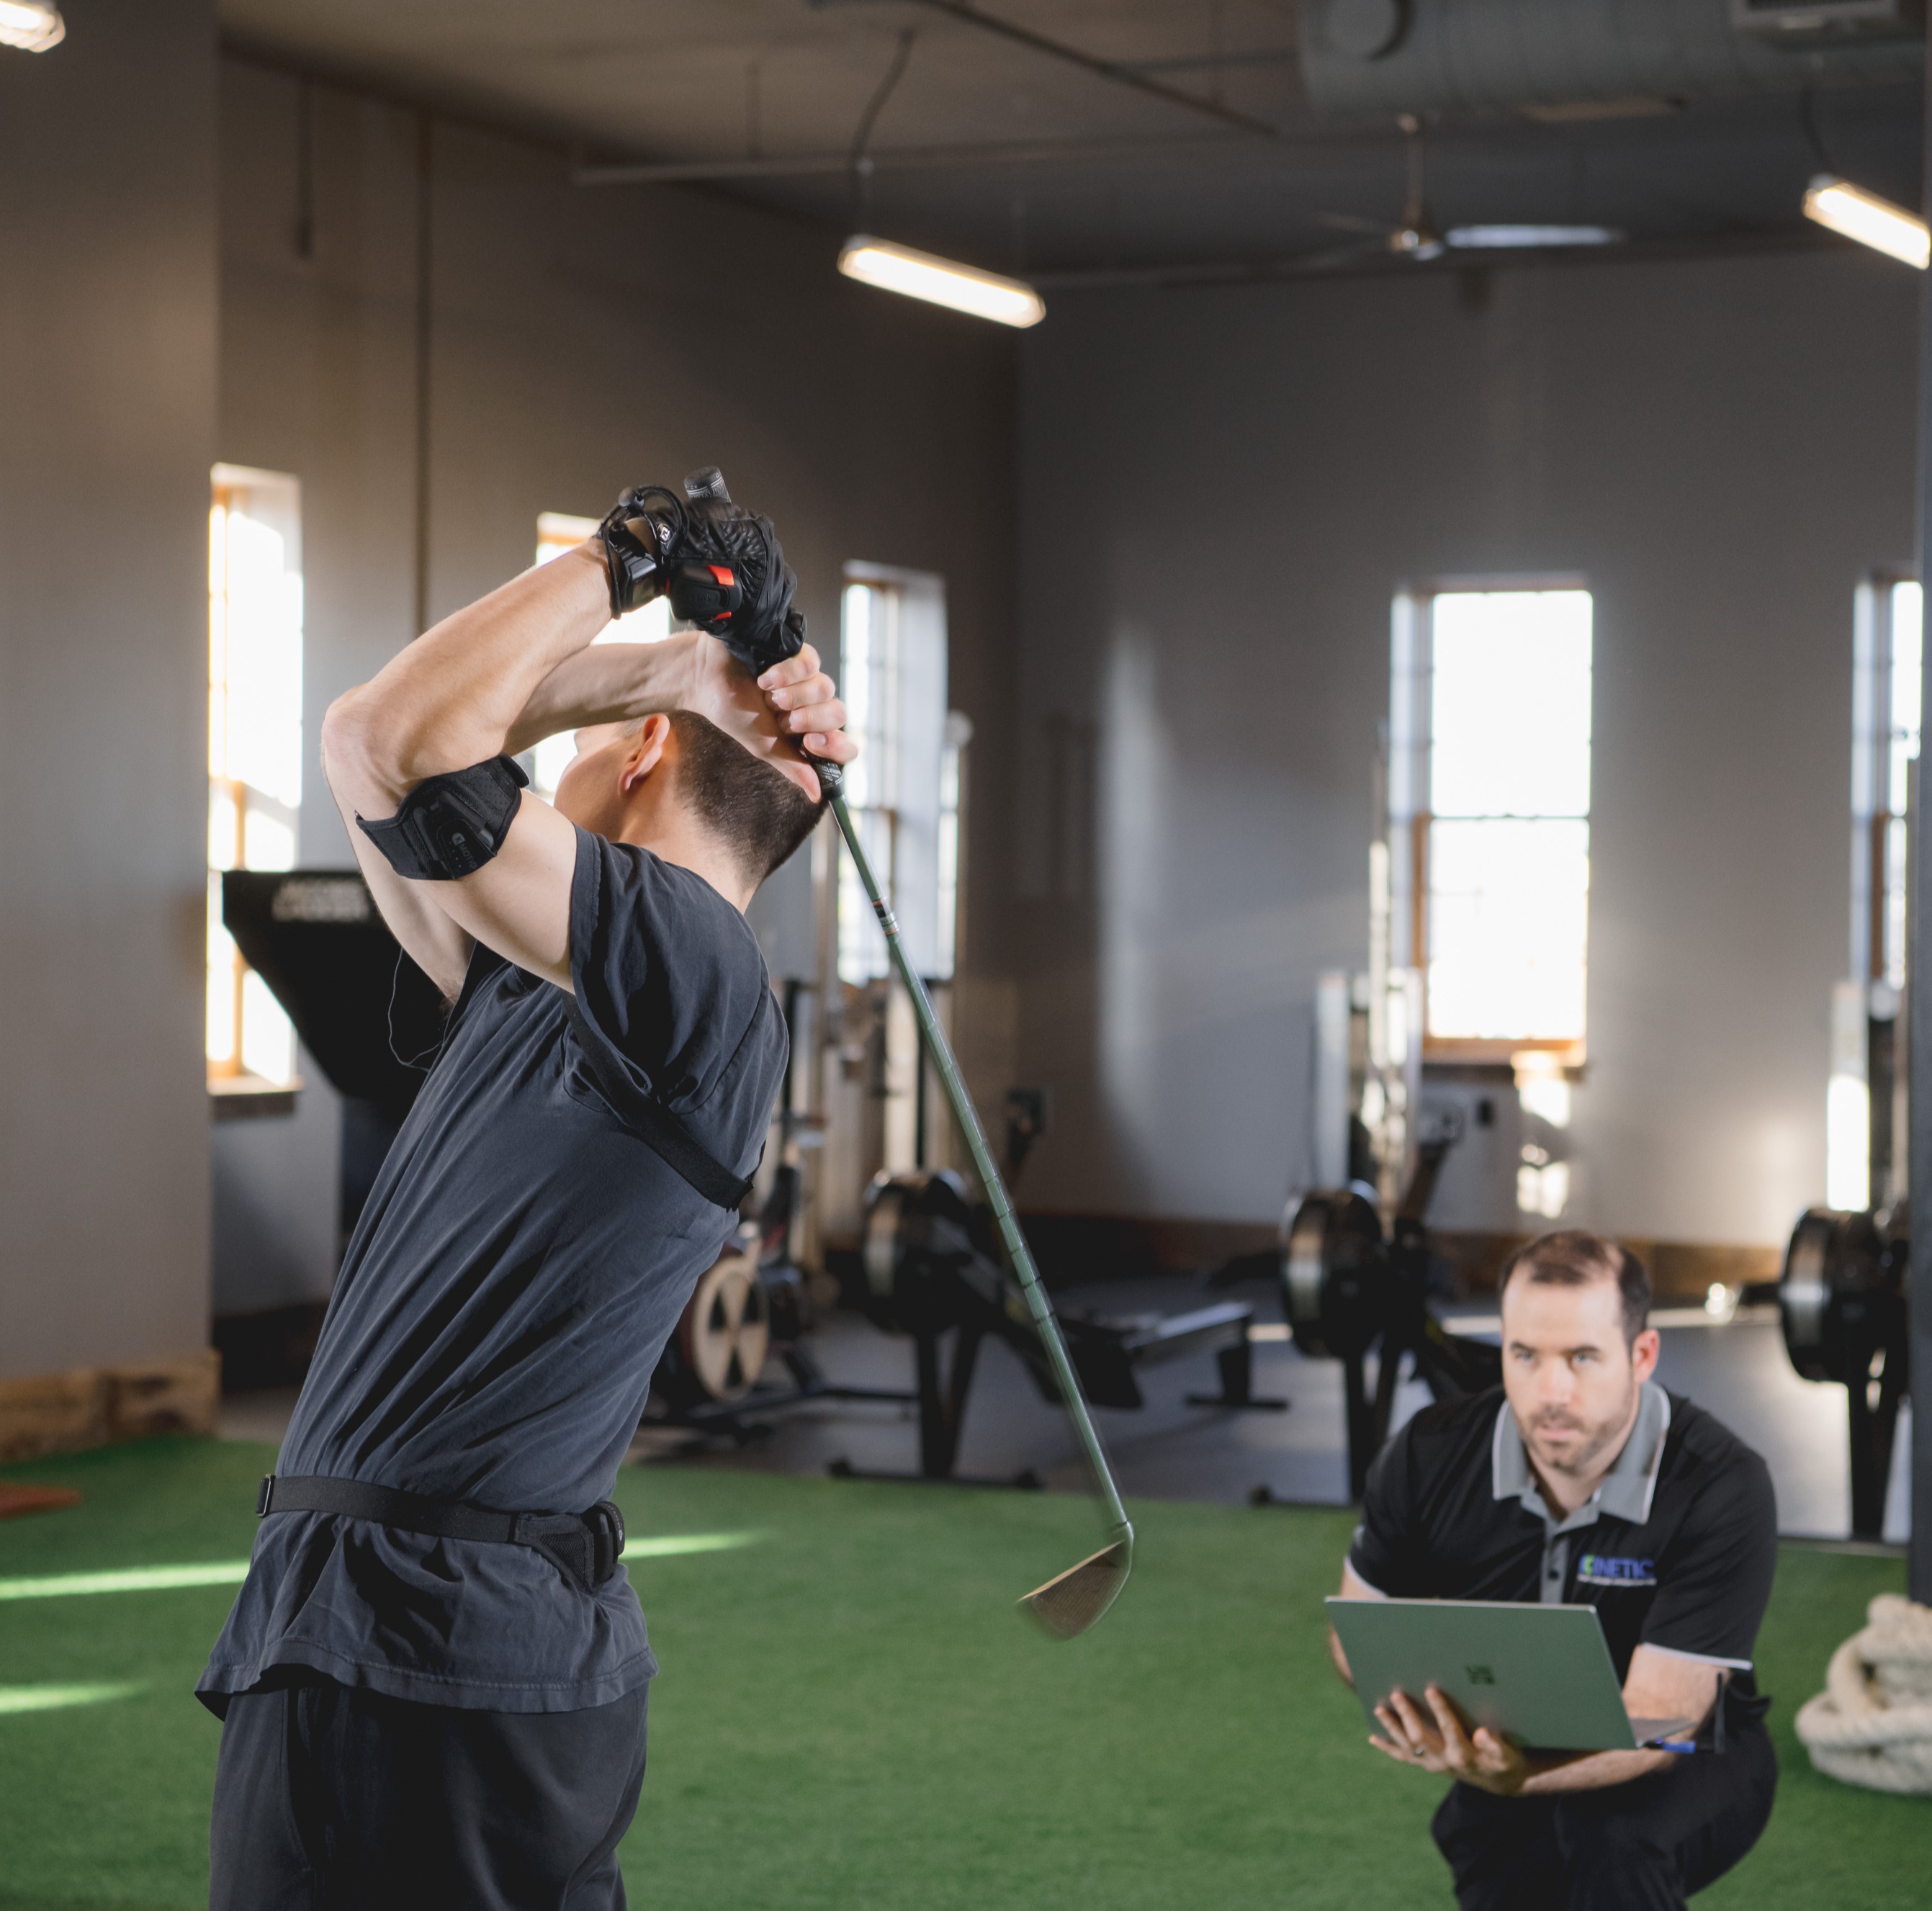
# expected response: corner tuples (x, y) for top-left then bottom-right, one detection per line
(572, 132), (1247, 187)
(815, 0), (1286, 139)
(1300, 0), (1923, 119)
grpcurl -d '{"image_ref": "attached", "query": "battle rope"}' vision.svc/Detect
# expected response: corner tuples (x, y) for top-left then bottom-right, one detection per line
(1794, 1593), (1932, 1795)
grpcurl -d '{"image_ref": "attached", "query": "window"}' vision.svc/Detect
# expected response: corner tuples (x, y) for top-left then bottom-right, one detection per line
(837, 578), (902, 984)
(1853, 575), (1920, 997)
(1390, 585), (1593, 1066)
(935, 711), (970, 980)
(526, 513), (670, 796)
(1834, 574), (1920, 1210)
(835, 568), (957, 986)
(207, 466), (304, 1087)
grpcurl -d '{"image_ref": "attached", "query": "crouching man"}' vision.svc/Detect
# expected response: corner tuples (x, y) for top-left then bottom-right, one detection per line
(1329, 1231), (1779, 1911)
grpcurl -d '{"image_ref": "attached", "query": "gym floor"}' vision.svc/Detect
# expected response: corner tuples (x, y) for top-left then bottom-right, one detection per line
(0, 1436), (1917, 1911)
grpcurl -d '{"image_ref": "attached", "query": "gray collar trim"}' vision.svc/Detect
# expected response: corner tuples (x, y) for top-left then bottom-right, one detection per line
(1492, 1383), (1671, 1531)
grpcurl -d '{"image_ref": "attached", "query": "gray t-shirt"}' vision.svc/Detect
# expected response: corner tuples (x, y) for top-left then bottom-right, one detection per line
(199, 826), (786, 1715)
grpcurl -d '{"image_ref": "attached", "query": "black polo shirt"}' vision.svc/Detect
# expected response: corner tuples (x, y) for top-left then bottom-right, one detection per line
(1348, 1385), (1777, 1722)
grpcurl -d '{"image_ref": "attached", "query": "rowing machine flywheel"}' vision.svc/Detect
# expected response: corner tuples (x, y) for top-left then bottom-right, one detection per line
(1281, 1189), (1390, 1361)
(1779, 1208), (1900, 1386)
(658, 1247), (771, 1407)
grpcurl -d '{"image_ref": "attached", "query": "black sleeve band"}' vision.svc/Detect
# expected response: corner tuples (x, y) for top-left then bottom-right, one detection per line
(356, 755), (529, 881)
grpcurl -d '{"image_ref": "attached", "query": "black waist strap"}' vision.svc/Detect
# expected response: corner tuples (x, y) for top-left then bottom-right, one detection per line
(257, 1474), (625, 1592)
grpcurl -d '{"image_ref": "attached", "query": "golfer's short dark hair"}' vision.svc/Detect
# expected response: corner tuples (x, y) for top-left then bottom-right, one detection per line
(668, 709), (825, 885)
(1498, 1230), (1650, 1344)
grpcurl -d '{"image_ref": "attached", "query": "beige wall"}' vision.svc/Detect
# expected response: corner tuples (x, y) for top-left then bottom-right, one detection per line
(1014, 250), (1918, 1249)
(0, 1), (218, 1380)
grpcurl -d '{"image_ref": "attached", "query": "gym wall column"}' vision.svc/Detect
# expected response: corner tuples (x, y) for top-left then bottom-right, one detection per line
(1913, 32), (1932, 1605)
(0, 5), (218, 1395)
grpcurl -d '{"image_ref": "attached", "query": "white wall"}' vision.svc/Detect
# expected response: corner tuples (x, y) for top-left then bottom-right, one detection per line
(0, 1), (217, 1379)
(1014, 250), (1918, 1249)
(212, 60), (1020, 1311)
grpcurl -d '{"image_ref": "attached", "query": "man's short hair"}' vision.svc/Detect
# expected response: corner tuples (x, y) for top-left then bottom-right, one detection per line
(1497, 1230), (1650, 1344)
(667, 709), (825, 885)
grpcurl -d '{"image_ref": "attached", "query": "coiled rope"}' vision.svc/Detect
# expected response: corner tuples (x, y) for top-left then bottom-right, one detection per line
(1794, 1594), (1932, 1795)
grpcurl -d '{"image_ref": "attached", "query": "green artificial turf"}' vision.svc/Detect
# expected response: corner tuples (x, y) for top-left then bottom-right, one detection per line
(0, 1439), (1920, 1910)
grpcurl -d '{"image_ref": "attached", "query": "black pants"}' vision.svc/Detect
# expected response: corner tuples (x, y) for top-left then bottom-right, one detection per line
(209, 1673), (649, 1911)
(1431, 1725), (1776, 1911)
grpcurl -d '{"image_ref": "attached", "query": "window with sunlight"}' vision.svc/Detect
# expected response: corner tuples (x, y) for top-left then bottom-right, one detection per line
(207, 466), (304, 1087)
(526, 513), (671, 797)
(1420, 588), (1593, 1058)
(1833, 575), (1920, 1212)
(837, 579), (903, 985)
(1866, 577), (1920, 997)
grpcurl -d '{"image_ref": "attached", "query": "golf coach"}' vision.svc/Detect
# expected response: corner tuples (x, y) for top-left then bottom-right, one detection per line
(1329, 1230), (1779, 1911)
(197, 478), (851, 1908)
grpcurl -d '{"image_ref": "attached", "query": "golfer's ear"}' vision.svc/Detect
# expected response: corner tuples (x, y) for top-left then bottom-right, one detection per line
(619, 715), (672, 795)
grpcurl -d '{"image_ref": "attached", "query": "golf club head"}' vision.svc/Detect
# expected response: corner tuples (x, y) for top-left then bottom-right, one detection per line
(1019, 1534), (1132, 1640)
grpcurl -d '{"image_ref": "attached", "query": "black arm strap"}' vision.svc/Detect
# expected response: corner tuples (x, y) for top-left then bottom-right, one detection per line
(357, 756), (529, 881)
(563, 991), (755, 1210)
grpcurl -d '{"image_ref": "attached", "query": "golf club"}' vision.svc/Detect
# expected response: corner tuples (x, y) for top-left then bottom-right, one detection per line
(814, 755), (1134, 1639)
(673, 464), (1133, 1637)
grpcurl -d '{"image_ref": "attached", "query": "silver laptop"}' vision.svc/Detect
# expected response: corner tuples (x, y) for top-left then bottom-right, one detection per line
(1326, 1598), (1700, 1752)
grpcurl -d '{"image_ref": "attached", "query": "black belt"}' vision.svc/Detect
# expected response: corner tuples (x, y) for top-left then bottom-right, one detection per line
(257, 1474), (625, 1593)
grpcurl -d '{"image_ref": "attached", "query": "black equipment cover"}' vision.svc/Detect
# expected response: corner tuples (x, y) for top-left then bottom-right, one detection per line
(356, 756), (529, 882)
(257, 1473), (626, 1595)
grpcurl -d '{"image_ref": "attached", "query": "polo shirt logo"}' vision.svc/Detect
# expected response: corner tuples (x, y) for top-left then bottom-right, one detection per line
(1576, 1552), (1657, 1586)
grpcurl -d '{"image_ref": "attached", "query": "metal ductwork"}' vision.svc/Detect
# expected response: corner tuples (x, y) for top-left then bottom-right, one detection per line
(1301, 0), (1923, 120)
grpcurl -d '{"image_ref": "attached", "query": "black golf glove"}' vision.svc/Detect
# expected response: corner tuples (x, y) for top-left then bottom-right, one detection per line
(597, 480), (806, 678)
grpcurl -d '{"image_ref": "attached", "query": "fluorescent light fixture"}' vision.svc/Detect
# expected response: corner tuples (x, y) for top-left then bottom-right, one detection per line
(1445, 225), (1622, 251)
(0, 1), (63, 51)
(838, 235), (1045, 328)
(1804, 174), (1929, 269)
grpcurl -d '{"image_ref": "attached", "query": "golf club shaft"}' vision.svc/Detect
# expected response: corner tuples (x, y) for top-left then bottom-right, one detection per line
(825, 788), (1131, 1537)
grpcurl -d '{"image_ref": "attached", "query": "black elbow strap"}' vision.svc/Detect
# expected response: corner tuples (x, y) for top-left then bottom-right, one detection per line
(357, 755), (529, 881)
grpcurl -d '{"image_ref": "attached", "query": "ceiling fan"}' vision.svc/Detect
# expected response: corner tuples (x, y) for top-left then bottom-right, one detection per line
(1311, 114), (1624, 266)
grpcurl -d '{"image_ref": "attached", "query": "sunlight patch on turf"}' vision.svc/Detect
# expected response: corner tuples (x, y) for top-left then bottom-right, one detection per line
(0, 1536), (755, 1599)
(0, 1533), (756, 1602)
(0, 1562), (251, 1601)
(626, 1531), (763, 1559)
(0, 1682), (145, 1716)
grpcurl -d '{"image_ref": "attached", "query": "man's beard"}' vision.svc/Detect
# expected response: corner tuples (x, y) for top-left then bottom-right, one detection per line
(1524, 1382), (1636, 1479)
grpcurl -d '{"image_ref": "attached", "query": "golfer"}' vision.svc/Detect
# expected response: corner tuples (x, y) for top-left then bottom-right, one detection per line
(199, 487), (853, 1908)
(1329, 1230), (1779, 1910)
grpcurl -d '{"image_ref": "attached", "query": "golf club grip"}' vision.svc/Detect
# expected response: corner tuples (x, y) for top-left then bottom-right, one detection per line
(825, 790), (1131, 1535)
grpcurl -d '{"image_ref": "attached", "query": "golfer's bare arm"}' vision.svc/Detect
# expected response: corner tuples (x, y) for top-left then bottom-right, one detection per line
(321, 542), (616, 999)
(322, 540), (853, 1000)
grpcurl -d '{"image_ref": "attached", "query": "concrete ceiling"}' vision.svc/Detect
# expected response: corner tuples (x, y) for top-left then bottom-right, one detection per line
(219, 1), (1923, 283)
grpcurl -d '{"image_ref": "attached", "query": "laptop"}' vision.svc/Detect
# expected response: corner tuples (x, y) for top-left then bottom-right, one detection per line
(1326, 1598), (1701, 1752)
